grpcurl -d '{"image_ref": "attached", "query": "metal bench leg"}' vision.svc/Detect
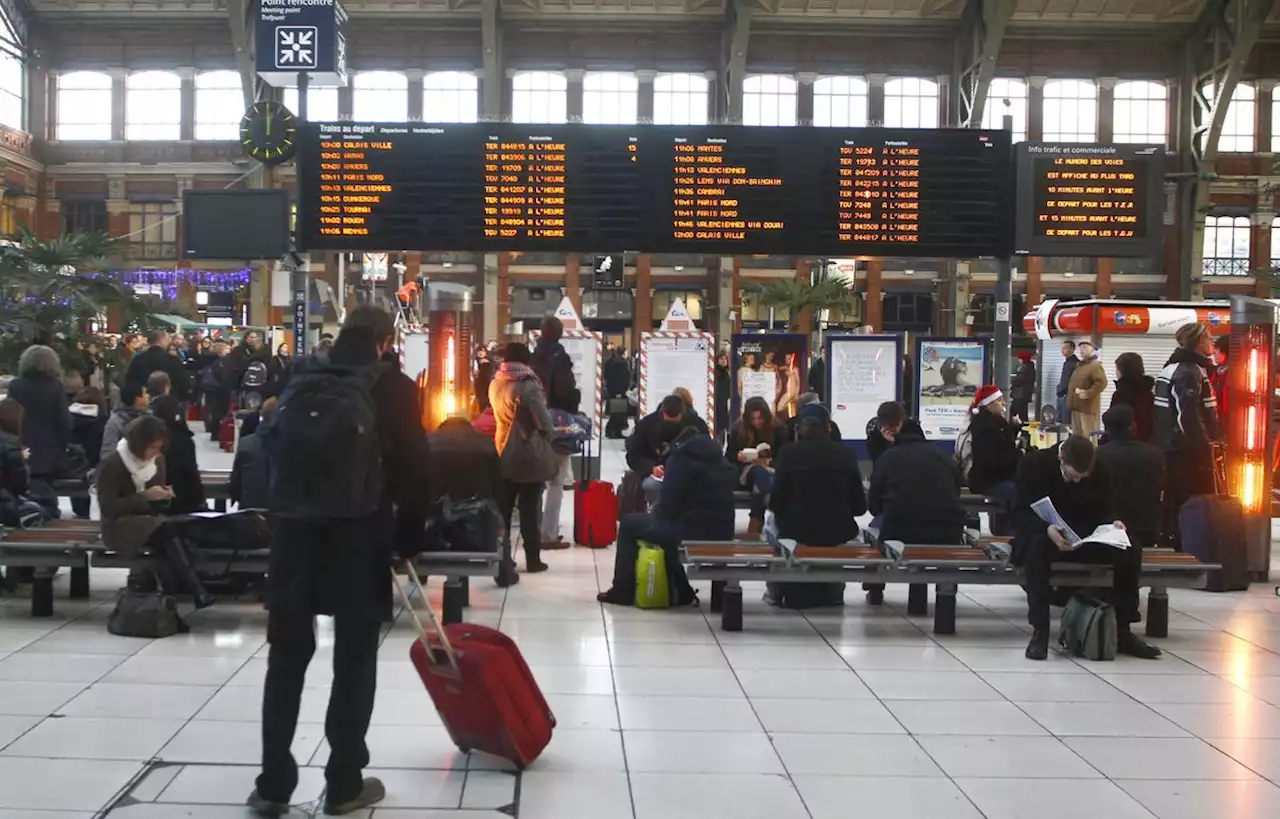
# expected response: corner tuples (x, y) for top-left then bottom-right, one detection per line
(721, 581), (743, 632)
(933, 583), (957, 635)
(31, 574), (54, 617)
(442, 578), (466, 625)
(1146, 587), (1169, 639)
(459, 575), (470, 608)
(214, 498), (228, 513)
(710, 580), (726, 613)
(69, 566), (90, 600)
(907, 583), (929, 616)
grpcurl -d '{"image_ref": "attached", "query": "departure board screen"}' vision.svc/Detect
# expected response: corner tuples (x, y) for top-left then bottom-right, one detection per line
(1014, 143), (1164, 257)
(297, 122), (1013, 257)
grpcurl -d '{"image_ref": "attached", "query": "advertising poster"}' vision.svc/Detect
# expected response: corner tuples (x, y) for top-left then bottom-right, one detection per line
(639, 332), (716, 435)
(916, 337), (990, 441)
(731, 333), (808, 421)
(827, 335), (901, 440)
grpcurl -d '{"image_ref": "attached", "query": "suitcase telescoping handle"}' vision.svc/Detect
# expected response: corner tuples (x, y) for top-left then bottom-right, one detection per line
(391, 560), (461, 675)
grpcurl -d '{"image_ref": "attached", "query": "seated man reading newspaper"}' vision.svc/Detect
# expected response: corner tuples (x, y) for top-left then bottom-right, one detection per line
(1012, 435), (1162, 662)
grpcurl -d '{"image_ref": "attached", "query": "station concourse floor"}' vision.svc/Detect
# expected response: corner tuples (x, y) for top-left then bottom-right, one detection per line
(1, 433), (1280, 818)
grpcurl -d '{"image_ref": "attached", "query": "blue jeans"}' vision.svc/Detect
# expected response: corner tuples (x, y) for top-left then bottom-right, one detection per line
(742, 464), (774, 519)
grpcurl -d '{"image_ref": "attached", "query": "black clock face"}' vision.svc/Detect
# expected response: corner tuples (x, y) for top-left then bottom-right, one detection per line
(240, 101), (298, 165)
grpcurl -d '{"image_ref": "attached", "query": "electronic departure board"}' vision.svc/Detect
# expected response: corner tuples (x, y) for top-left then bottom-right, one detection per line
(1014, 143), (1164, 258)
(297, 122), (1013, 257)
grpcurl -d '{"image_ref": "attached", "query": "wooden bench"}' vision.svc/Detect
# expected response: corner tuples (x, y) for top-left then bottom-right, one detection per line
(49, 471), (234, 511)
(0, 520), (104, 615)
(682, 536), (1218, 636)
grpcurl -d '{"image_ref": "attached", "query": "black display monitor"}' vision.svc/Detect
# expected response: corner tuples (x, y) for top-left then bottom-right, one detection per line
(182, 189), (291, 260)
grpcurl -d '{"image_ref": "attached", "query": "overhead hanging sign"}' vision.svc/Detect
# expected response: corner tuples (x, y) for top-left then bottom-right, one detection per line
(552, 296), (583, 331)
(255, 0), (348, 88)
(660, 297), (696, 331)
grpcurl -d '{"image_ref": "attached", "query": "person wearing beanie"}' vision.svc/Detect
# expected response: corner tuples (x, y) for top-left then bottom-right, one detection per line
(1067, 340), (1107, 439)
(961, 385), (1022, 535)
(1154, 322), (1223, 549)
(1009, 351), (1036, 423)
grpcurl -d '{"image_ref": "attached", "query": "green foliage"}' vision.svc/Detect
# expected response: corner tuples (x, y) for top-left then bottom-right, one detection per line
(758, 276), (857, 330)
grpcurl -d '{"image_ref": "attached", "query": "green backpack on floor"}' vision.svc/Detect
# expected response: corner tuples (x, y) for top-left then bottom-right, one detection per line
(635, 541), (670, 609)
(1058, 594), (1117, 661)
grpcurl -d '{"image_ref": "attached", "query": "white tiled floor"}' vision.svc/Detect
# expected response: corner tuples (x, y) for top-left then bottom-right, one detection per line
(0, 432), (1279, 817)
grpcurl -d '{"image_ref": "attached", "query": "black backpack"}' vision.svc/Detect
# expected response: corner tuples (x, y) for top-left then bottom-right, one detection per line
(261, 363), (385, 520)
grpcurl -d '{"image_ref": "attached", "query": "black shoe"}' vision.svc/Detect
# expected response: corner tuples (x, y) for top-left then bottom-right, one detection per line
(193, 593), (216, 610)
(1118, 630), (1162, 659)
(324, 777), (386, 815)
(246, 789), (289, 818)
(542, 539), (571, 551)
(496, 564), (520, 588)
(865, 588), (884, 606)
(526, 560), (549, 573)
(597, 588), (633, 606)
(1025, 628), (1050, 661)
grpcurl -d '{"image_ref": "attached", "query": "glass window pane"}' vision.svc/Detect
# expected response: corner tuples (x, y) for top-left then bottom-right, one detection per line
(980, 78), (1028, 142)
(282, 86), (339, 121)
(813, 76), (867, 127)
(352, 71), (408, 121)
(1042, 79), (1098, 142)
(883, 78), (939, 128)
(511, 71), (567, 124)
(58, 71), (113, 140)
(582, 72), (638, 125)
(126, 71), (181, 141)
(653, 73), (708, 125)
(742, 74), (797, 126)
(423, 70), (478, 123)
(1113, 81), (1167, 145)
(1206, 82), (1256, 152)
(194, 70), (243, 140)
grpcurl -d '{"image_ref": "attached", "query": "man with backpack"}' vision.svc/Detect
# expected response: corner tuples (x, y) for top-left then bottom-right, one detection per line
(248, 307), (431, 818)
(530, 316), (579, 551)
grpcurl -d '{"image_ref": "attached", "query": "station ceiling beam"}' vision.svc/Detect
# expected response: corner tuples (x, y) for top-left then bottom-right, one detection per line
(481, 0), (502, 120)
(952, 0), (1017, 128)
(722, 0), (752, 123)
(226, 0), (258, 111)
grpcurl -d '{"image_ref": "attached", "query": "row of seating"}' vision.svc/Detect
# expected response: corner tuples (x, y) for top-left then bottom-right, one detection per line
(682, 535), (1217, 637)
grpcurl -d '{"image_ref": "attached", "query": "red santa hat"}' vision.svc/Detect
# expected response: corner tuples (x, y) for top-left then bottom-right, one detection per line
(971, 384), (1003, 411)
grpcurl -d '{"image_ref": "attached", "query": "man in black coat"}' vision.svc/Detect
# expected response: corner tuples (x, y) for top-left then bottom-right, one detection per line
(626, 395), (696, 508)
(777, 392), (842, 460)
(1096, 404), (1165, 550)
(1054, 340), (1079, 425)
(229, 398), (277, 510)
(126, 330), (192, 403)
(603, 348), (631, 439)
(529, 316), (579, 551)
(1013, 434), (1161, 662)
(250, 307), (431, 817)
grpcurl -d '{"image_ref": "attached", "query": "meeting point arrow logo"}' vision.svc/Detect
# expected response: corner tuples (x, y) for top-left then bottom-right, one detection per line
(276, 26), (318, 70)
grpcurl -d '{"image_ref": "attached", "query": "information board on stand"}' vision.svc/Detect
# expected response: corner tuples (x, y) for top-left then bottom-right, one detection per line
(915, 337), (991, 442)
(297, 122), (1013, 257)
(639, 299), (716, 435)
(827, 335), (902, 441)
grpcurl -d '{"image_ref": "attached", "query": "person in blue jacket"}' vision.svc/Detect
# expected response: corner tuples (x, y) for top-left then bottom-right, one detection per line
(598, 426), (736, 606)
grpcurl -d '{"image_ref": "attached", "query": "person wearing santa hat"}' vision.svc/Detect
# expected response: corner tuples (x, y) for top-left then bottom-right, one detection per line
(959, 385), (1022, 535)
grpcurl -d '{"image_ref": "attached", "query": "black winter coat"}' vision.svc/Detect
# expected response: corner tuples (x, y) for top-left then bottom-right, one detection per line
(868, 425), (965, 545)
(604, 355), (631, 398)
(1010, 360), (1036, 402)
(867, 418), (924, 466)
(654, 432), (736, 542)
(966, 410), (1021, 495)
(1154, 347), (1222, 454)
(267, 344), (432, 621)
(126, 346), (192, 402)
(1111, 375), (1156, 443)
(427, 417), (502, 508)
(152, 398), (204, 515)
(808, 356), (827, 402)
(0, 430), (30, 521)
(229, 432), (270, 509)
(627, 410), (698, 475)
(7, 372), (70, 477)
(530, 339), (580, 413)
(69, 405), (107, 469)
(770, 437), (866, 546)
(1012, 444), (1114, 563)
(1096, 432), (1165, 546)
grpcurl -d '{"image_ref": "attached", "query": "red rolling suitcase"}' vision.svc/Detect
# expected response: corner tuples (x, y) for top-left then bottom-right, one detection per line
(218, 413), (236, 453)
(572, 432), (617, 547)
(395, 561), (555, 768)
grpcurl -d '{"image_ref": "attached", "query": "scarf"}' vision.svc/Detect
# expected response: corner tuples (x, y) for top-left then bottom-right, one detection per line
(497, 361), (536, 381)
(116, 437), (157, 493)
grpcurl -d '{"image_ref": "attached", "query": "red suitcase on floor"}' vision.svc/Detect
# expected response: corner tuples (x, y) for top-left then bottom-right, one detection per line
(396, 561), (555, 768)
(574, 480), (617, 547)
(218, 413), (236, 452)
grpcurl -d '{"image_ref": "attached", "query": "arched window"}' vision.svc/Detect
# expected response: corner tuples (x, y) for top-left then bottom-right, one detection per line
(1042, 79), (1097, 142)
(1206, 82), (1256, 153)
(57, 71), (113, 140)
(0, 45), (23, 131)
(1113, 81), (1167, 145)
(352, 71), (408, 121)
(883, 77), (938, 128)
(980, 78), (1028, 142)
(582, 72), (638, 125)
(813, 76), (868, 128)
(511, 71), (567, 124)
(1202, 215), (1251, 276)
(126, 71), (181, 140)
(194, 70), (243, 140)
(653, 73), (708, 125)
(742, 74), (797, 126)
(282, 86), (339, 121)
(423, 71), (478, 123)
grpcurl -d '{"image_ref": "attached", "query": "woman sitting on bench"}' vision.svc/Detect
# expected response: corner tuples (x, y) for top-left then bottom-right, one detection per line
(725, 396), (782, 534)
(96, 415), (213, 609)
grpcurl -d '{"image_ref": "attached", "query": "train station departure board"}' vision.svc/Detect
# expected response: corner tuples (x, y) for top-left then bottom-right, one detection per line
(1014, 143), (1164, 258)
(297, 122), (1013, 257)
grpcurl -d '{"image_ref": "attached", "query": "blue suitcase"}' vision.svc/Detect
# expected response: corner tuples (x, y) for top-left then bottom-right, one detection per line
(1179, 495), (1248, 592)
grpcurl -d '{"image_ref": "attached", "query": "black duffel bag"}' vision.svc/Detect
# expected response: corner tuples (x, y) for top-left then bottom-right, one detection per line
(425, 496), (502, 553)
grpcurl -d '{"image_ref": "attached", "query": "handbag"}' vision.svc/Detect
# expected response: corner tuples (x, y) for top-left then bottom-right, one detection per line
(501, 403), (558, 483)
(606, 398), (630, 416)
(107, 587), (182, 638)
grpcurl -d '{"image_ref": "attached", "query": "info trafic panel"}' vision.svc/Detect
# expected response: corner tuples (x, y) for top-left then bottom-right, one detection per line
(297, 122), (1013, 257)
(1014, 142), (1164, 258)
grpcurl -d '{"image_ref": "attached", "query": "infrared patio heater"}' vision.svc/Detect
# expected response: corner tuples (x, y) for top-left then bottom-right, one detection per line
(421, 281), (475, 432)
(1225, 295), (1275, 580)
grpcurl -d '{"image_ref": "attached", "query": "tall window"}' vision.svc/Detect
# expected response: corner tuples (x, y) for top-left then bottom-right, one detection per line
(1207, 82), (1256, 152)
(352, 71), (408, 121)
(582, 72), (638, 125)
(62, 200), (108, 235)
(0, 197), (18, 238)
(0, 46), (22, 131)
(194, 70), (242, 140)
(653, 72), (708, 125)
(742, 74), (797, 126)
(128, 202), (179, 261)
(1113, 81), (1167, 145)
(980, 78), (1028, 142)
(282, 86), (340, 121)
(813, 76), (868, 127)
(1042, 79), (1097, 142)
(423, 71), (478, 123)
(125, 71), (181, 140)
(883, 77), (939, 128)
(57, 71), (113, 140)
(511, 71), (567, 124)
(1202, 215), (1251, 276)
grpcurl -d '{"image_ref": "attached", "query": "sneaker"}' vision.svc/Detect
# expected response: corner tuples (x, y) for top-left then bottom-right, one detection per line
(324, 777), (386, 815)
(1025, 628), (1050, 661)
(246, 789), (289, 818)
(1118, 630), (1162, 659)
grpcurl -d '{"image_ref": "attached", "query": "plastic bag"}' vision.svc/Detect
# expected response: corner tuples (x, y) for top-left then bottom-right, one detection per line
(635, 540), (670, 609)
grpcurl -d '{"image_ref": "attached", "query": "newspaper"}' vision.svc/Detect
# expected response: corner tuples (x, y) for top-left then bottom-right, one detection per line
(1030, 498), (1131, 550)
